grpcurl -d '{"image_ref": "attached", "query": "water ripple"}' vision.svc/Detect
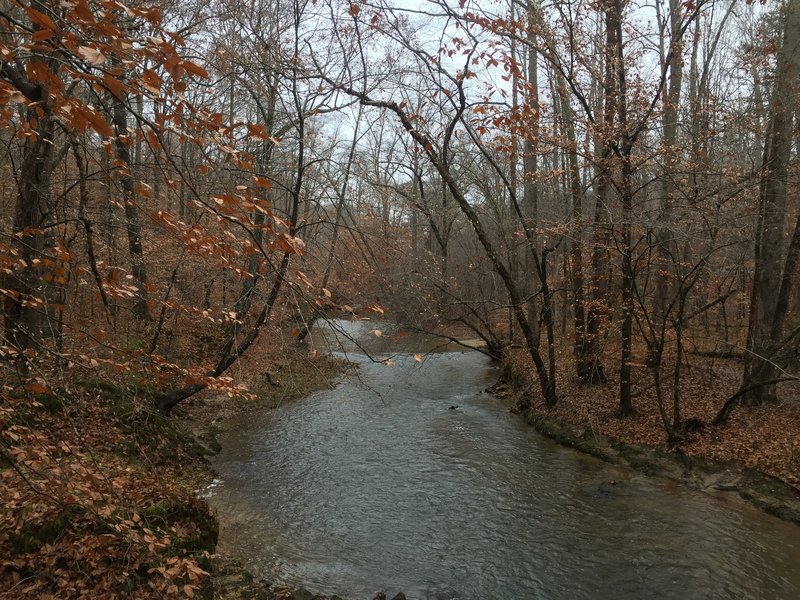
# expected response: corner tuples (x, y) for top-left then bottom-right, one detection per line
(211, 328), (800, 600)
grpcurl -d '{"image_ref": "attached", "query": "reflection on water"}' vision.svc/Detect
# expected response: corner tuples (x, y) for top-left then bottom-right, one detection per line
(209, 320), (800, 599)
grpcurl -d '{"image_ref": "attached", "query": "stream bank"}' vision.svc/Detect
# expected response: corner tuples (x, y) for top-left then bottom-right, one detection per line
(206, 321), (800, 599)
(494, 354), (800, 526)
(181, 323), (797, 600)
(176, 344), (350, 600)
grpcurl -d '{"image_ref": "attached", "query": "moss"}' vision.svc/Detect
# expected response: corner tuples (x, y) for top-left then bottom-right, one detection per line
(178, 507), (218, 555)
(618, 449), (665, 475)
(250, 351), (345, 409)
(683, 454), (722, 476)
(520, 396), (800, 526)
(745, 472), (790, 497)
(526, 409), (685, 477)
(120, 336), (144, 352)
(140, 500), (174, 528)
(76, 376), (156, 404)
(498, 358), (528, 390)
(609, 441), (678, 476)
(195, 552), (214, 576)
(140, 498), (218, 554)
(525, 411), (614, 462)
(2, 389), (66, 424)
(575, 429), (615, 462)
(10, 510), (73, 554)
(93, 389), (207, 464)
(498, 360), (515, 383)
(122, 571), (146, 594)
(76, 377), (128, 399)
(738, 471), (800, 522)
(113, 407), (196, 464)
(35, 392), (64, 414)
(739, 487), (800, 522)
(741, 495), (799, 521)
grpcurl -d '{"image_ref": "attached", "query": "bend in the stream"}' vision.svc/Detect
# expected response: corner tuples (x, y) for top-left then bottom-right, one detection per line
(208, 319), (800, 600)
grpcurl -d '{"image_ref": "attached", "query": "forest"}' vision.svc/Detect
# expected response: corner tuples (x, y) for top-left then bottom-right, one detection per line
(1, 0), (799, 598)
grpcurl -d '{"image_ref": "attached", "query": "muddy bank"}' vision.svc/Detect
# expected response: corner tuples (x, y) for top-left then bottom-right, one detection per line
(488, 375), (800, 527)
(210, 556), (347, 600)
(179, 346), (348, 457)
(211, 557), (407, 600)
(175, 346), (351, 600)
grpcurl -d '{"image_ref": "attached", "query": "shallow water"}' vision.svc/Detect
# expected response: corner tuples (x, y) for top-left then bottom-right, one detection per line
(209, 320), (800, 599)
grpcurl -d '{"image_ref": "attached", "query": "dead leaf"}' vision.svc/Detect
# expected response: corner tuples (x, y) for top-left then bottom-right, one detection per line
(78, 45), (106, 65)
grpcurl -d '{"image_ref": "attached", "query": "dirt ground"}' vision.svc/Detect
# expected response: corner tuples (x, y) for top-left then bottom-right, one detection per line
(503, 348), (800, 491)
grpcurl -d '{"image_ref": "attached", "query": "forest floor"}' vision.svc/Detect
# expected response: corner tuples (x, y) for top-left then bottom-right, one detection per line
(4, 321), (799, 599)
(499, 348), (800, 524)
(0, 327), (349, 600)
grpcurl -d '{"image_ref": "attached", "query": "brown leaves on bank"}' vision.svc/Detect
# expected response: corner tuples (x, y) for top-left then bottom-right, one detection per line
(506, 350), (800, 490)
(0, 379), (214, 599)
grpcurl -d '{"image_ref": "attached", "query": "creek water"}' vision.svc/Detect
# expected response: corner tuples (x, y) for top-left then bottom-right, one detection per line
(208, 320), (800, 599)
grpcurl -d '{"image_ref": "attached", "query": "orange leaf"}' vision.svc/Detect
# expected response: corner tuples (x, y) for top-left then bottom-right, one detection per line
(27, 380), (48, 394)
(78, 45), (106, 65)
(74, 0), (95, 23)
(31, 28), (54, 42)
(140, 68), (163, 95)
(252, 176), (272, 190)
(182, 60), (209, 79)
(80, 109), (112, 136)
(103, 73), (127, 99)
(276, 234), (305, 255)
(25, 7), (56, 31)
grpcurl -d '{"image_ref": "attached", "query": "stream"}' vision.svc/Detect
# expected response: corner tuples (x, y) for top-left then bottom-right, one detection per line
(207, 319), (800, 599)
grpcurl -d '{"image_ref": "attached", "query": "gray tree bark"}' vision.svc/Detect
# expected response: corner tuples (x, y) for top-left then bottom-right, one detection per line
(742, 0), (800, 405)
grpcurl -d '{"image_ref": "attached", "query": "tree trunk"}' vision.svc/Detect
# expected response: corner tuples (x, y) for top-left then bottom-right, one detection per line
(524, 1), (541, 346)
(4, 111), (57, 353)
(1, 42), (58, 356)
(557, 71), (606, 383)
(603, 0), (635, 416)
(653, 0), (684, 320)
(742, 0), (800, 405)
(112, 85), (150, 320)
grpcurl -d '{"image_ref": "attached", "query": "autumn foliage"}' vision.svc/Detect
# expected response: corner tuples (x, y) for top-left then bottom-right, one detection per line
(0, 0), (312, 596)
(1, 0), (800, 595)
(0, 378), (215, 598)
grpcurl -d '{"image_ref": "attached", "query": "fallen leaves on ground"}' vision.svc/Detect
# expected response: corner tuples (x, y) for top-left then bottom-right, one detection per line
(0, 380), (215, 599)
(506, 349), (800, 490)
